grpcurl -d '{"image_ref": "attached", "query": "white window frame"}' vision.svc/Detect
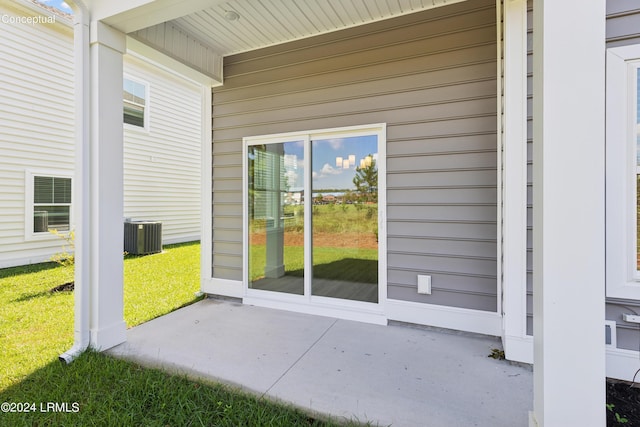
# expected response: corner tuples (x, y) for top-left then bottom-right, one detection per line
(606, 45), (640, 299)
(242, 123), (387, 323)
(25, 169), (73, 240)
(123, 75), (150, 131)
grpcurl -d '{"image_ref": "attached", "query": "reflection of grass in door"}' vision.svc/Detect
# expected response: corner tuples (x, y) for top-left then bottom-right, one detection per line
(250, 203), (378, 282)
(249, 245), (304, 282)
(249, 245), (377, 283)
(284, 204), (377, 234)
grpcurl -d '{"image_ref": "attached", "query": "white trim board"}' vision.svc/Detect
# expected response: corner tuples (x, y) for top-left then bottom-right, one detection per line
(500, 0), (529, 356)
(607, 347), (640, 382)
(243, 296), (388, 325)
(606, 44), (640, 300)
(242, 123), (387, 321)
(386, 299), (502, 336)
(503, 334), (533, 364)
(199, 85), (213, 295)
(201, 278), (244, 299)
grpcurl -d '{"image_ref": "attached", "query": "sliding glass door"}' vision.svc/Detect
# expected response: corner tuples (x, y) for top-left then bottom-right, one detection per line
(245, 125), (384, 307)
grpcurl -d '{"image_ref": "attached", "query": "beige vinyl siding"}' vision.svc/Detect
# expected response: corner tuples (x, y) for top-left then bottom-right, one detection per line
(123, 56), (202, 244)
(604, 0), (640, 351)
(0, 2), (75, 267)
(211, 0), (498, 311)
(0, 2), (202, 268)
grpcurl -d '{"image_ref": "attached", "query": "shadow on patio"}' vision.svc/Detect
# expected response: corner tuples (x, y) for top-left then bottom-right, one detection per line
(108, 298), (532, 426)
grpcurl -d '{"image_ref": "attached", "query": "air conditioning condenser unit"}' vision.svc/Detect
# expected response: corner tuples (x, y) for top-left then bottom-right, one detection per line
(124, 220), (162, 255)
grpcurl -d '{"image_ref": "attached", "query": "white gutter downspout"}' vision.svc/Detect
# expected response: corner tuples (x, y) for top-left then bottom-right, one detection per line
(60, 0), (91, 364)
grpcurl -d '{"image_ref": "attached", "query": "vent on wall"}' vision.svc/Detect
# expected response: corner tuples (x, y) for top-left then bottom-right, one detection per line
(124, 220), (162, 255)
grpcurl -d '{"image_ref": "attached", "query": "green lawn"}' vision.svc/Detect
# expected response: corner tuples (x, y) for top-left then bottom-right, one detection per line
(0, 242), (353, 426)
(250, 203), (379, 284)
(0, 241), (202, 391)
(0, 351), (342, 426)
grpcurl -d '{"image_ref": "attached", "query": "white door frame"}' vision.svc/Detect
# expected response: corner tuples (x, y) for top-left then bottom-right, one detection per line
(242, 123), (387, 325)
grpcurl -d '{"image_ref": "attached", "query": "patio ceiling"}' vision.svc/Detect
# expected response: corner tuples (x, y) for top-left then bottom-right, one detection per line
(105, 0), (463, 57)
(167, 0), (466, 56)
(99, 0), (467, 82)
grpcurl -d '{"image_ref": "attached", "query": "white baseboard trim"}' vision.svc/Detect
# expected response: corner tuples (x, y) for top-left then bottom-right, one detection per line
(503, 334), (533, 364)
(244, 296), (388, 325)
(201, 277), (243, 298)
(91, 320), (127, 351)
(606, 347), (640, 381)
(386, 299), (502, 336)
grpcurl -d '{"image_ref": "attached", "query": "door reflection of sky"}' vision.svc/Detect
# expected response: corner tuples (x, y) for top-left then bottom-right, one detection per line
(312, 136), (378, 190)
(282, 136), (378, 191)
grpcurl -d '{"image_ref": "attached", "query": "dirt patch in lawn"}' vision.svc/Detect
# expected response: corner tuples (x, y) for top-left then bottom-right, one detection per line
(250, 232), (378, 249)
(50, 282), (74, 293)
(607, 379), (640, 426)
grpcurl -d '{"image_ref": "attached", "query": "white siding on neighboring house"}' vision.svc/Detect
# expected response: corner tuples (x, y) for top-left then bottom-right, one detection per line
(123, 56), (202, 245)
(0, 1), (202, 269)
(0, 1), (75, 267)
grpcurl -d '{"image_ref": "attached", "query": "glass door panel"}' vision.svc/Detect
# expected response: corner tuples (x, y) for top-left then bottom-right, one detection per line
(311, 136), (378, 302)
(248, 142), (304, 295)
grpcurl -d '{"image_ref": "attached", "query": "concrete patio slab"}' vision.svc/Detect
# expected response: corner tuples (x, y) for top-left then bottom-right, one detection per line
(108, 298), (532, 426)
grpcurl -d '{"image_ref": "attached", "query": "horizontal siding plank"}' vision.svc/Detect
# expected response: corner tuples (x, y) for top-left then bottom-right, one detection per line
(212, 267), (242, 281)
(387, 204), (496, 222)
(606, 11), (640, 42)
(388, 236), (496, 258)
(387, 188), (497, 205)
(389, 151), (497, 171)
(388, 284), (496, 311)
(387, 133), (496, 156)
(388, 252), (496, 277)
(388, 169), (496, 187)
(388, 221), (496, 240)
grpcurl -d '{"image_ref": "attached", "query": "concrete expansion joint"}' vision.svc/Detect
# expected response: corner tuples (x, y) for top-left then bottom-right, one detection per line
(262, 318), (339, 397)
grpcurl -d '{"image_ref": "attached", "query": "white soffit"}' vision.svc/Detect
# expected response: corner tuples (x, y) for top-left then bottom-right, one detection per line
(171, 0), (467, 56)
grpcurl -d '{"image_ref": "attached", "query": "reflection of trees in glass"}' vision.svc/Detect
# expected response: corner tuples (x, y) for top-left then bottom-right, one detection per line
(353, 155), (377, 203)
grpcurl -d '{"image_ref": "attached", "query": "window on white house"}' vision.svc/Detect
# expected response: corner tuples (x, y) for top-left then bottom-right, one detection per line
(33, 176), (71, 233)
(123, 78), (146, 128)
(606, 45), (640, 299)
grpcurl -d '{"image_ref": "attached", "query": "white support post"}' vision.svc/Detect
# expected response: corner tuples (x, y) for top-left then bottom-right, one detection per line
(502, 0), (531, 363)
(88, 21), (127, 350)
(200, 84), (213, 288)
(531, 1), (606, 426)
